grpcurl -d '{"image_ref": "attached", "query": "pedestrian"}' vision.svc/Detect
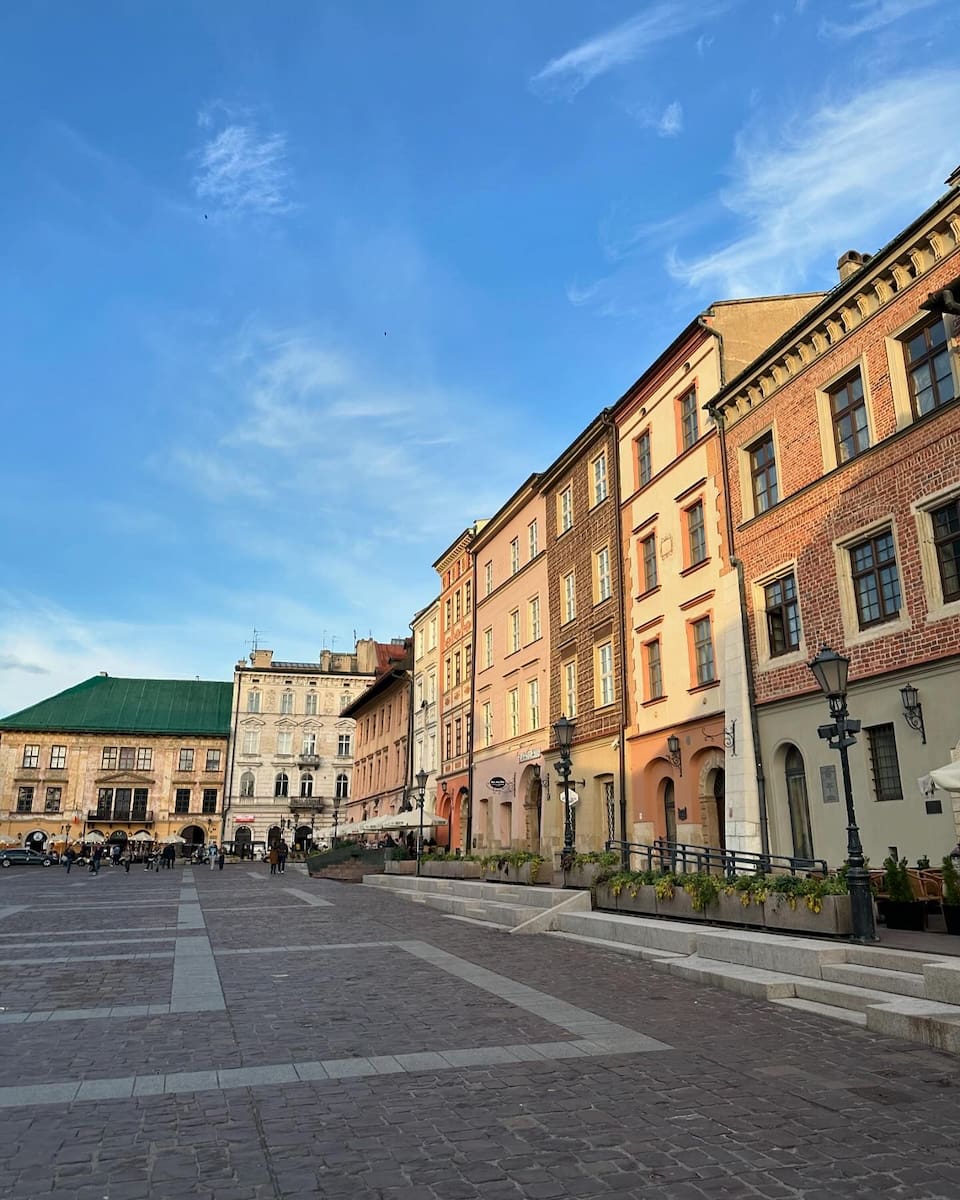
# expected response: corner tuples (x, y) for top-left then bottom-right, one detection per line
(123, 848), (133, 874)
(162, 843), (176, 869)
(217, 847), (225, 871)
(208, 843), (218, 870)
(111, 843), (122, 867)
(90, 845), (103, 875)
(278, 840), (288, 874)
(268, 844), (279, 876)
(64, 846), (76, 874)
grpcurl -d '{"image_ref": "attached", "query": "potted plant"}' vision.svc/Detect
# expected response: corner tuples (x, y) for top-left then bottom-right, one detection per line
(882, 856), (926, 931)
(595, 870), (658, 915)
(942, 855), (960, 935)
(563, 850), (620, 890)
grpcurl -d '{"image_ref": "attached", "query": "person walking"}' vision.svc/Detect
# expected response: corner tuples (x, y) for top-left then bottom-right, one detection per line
(64, 846), (76, 874)
(217, 847), (225, 870)
(208, 843), (218, 870)
(278, 840), (288, 874)
(123, 848), (133, 874)
(162, 843), (176, 870)
(268, 844), (279, 876)
(90, 845), (103, 875)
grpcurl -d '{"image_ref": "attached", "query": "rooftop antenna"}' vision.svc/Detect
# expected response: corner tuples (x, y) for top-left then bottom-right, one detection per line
(321, 629), (327, 652)
(247, 628), (265, 657)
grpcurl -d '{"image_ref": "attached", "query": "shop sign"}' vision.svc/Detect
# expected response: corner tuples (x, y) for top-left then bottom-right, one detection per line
(234, 816), (256, 824)
(517, 748), (542, 763)
(489, 777), (507, 790)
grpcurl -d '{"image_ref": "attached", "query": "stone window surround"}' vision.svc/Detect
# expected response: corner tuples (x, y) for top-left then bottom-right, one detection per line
(885, 310), (959, 432)
(813, 354), (877, 475)
(911, 480), (960, 625)
(832, 514), (910, 649)
(751, 558), (807, 673)
(739, 419), (781, 521)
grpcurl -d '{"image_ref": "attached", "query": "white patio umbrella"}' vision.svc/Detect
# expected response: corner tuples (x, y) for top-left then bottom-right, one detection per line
(85, 830), (105, 841)
(129, 831), (154, 842)
(931, 761), (960, 792)
(163, 835), (187, 844)
(369, 810), (448, 831)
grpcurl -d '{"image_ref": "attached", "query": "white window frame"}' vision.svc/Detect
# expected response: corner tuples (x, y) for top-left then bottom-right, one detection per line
(528, 519), (539, 559)
(510, 537), (520, 575)
(508, 689), (519, 738)
(563, 658), (578, 718)
(559, 485), (573, 533)
(484, 561), (493, 596)
(247, 690), (261, 713)
(592, 452), (608, 505)
(241, 729), (260, 756)
(509, 609), (520, 654)
(304, 693), (318, 716)
(528, 595), (541, 642)
(527, 678), (540, 730)
(595, 545), (612, 603)
(596, 642), (615, 708)
(280, 691), (294, 715)
(562, 570), (576, 623)
(483, 626), (493, 668)
(277, 731), (293, 756)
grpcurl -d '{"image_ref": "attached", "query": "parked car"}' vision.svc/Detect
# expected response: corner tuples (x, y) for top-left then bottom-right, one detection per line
(0, 848), (55, 868)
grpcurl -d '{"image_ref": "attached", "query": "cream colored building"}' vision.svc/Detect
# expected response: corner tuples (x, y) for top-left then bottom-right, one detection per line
(224, 644), (380, 855)
(472, 476), (551, 852)
(0, 675), (231, 855)
(411, 600), (440, 802)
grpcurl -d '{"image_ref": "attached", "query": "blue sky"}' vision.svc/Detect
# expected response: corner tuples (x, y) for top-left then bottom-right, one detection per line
(1, 0), (958, 714)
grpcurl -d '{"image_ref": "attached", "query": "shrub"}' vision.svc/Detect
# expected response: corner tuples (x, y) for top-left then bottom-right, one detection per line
(943, 856), (960, 907)
(882, 856), (914, 904)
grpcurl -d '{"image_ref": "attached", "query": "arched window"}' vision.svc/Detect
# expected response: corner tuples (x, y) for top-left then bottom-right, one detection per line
(300, 772), (314, 798)
(274, 772), (289, 798)
(335, 773), (349, 800)
(240, 771), (255, 798)
(784, 746), (814, 862)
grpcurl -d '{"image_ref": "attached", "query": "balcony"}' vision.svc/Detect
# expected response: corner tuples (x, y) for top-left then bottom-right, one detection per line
(86, 810), (155, 824)
(298, 754), (322, 768)
(291, 797), (325, 812)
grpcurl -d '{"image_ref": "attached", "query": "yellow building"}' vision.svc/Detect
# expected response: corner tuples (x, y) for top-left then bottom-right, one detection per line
(0, 674), (232, 856)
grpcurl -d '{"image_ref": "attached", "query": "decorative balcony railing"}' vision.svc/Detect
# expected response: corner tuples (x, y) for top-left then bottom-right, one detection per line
(86, 810), (155, 824)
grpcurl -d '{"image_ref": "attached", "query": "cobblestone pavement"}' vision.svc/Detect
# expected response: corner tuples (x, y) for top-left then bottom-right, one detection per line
(3, 866), (960, 1199)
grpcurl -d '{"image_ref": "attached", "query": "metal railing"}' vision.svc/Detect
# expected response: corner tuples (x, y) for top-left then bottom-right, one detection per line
(605, 838), (829, 878)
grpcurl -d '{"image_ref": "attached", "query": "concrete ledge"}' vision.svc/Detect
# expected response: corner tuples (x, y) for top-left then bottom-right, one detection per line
(660, 955), (798, 1001)
(793, 978), (894, 1013)
(693, 927), (847, 979)
(923, 960), (960, 1006)
(510, 892), (591, 936)
(865, 996), (960, 1053)
(772, 997), (868, 1027)
(822, 962), (926, 998)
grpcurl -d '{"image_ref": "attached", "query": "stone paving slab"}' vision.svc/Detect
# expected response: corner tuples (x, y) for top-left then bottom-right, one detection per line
(4, 866), (960, 1197)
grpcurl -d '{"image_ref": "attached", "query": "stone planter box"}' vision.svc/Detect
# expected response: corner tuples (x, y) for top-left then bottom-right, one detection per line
(763, 894), (852, 936)
(653, 888), (700, 921)
(563, 864), (604, 890)
(483, 861), (549, 885)
(595, 883), (657, 916)
(711, 891), (763, 926)
(421, 860), (483, 880)
(384, 859), (416, 875)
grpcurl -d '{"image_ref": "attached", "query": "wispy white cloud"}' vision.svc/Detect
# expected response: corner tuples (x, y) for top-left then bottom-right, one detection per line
(193, 104), (293, 216)
(630, 99), (685, 137)
(531, 3), (730, 99)
(668, 72), (960, 296)
(0, 654), (48, 675)
(820, 0), (939, 39)
(696, 34), (715, 56)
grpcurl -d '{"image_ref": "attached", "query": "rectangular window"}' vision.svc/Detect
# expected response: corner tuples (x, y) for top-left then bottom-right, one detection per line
(174, 788), (191, 814)
(528, 520), (539, 559)
(16, 785), (34, 813)
(527, 678), (540, 730)
(641, 534), (658, 592)
(44, 786), (62, 812)
(136, 747), (152, 771)
(304, 693), (318, 715)
(444, 723), (452, 759)
(464, 579), (472, 611)
(850, 530), (901, 628)
(465, 641), (472, 675)
(481, 702), (493, 747)
(178, 748), (195, 772)
(829, 370), (869, 463)
(592, 452), (608, 504)
(132, 788), (148, 819)
(510, 537), (520, 574)
(509, 609), (520, 654)
(454, 651), (461, 685)
(595, 546), (612, 602)
(765, 574), (801, 656)
(597, 642), (615, 707)
(280, 692), (294, 715)
(508, 689), (519, 738)
(903, 317), (955, 418)
(444, 657), (452, 690)
(528, 596), (541, 641)
(455, 719), (462, 756)
(454, 590), (461, 623)
(559, 485), (573, 533)
(693, 617), (716, 686)
(428, 616), (437, 649)
(444, 598), (452, 629)
(483, 626), (493, 668)
(680, 387), (699, 450)
(932, 499), (960, 602)
(118, 747), (135, 770)
(202, 789), (218, 814)
(749, 432), (779, 514)
(113, 788), (131, 820)
(302, 733), (317, 756)
(563, 658), (578, 718)
(49, 745), (67, 769)
(277, 731), (293, 755)
(645, 639), (663, 700)
(867, 723), (903, 801)
(96, 788), (112, 819)
(637, 430), (652, 487)
(563, 571), (576, 623)
(101, 746), (117, 770)
(242, 730), (260, 755)
(247, 691), (260, 713)
(22, 745), (39, 769)
(338, 733), (352, 756)
(205, 749), (221, 772)
(484, 561), (493, 596)
(687, 501), (707, 565)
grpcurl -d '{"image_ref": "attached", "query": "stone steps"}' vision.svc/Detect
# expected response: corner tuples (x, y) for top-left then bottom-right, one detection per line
(821, 961), (927, 998)
(363, 873), (581, 931)
(772, 997), (868, 1027)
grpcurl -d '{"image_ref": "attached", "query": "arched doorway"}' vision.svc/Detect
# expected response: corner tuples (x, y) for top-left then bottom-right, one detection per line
(267, 824), (282, 848)
(24, 829), (47, 853)
(234, 826), (252, 859)
(108, 830), (128, 846)
(663, 779), (677, 843)
(785, 746), (814, 862)
(294, 824), (312, 851)
(436, 788), (452, 850)
(713, 770), (726, 850)
(180, 825), (205, 857)
(523, 769), (543, 853)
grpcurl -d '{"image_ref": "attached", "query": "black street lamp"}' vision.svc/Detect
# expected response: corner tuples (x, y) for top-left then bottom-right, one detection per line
(414, 768), (428, 876)
(332, 797), (340, 847)
(553, 714), (576, 870)
(809, 646), (877, 943)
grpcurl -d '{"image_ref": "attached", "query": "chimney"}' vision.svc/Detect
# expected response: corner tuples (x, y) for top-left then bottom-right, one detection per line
(249, 649), (274, 667)
(838, 250), (871, 282)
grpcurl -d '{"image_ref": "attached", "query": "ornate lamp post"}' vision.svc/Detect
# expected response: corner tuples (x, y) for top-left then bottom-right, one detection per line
(332, 797), (340, 847)
(553, 715), (576, 870)
(809, 646), (877, 943)
(414, 768), (428, 876)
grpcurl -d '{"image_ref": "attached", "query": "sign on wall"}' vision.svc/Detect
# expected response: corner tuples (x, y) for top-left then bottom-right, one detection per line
(819, 765), (840, 804)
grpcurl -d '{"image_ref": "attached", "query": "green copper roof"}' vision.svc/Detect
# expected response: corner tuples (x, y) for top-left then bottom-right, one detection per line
(0, 676), (233, 736)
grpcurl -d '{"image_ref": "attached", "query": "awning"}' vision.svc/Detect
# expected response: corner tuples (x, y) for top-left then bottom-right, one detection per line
(931, 761), (960, 793)
(129, 831), (155, 842)
(352, 810), (449, 833)
(85, 830), (105, 841)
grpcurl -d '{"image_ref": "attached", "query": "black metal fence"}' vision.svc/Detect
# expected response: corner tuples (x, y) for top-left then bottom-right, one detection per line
(604, 838), (829, 878)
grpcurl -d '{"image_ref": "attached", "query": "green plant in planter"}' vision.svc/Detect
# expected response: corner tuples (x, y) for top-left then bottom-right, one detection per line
(571, 850), (620, 870)
(917, 855), (931, 870)
(653, 874), (677, 901)
(883, 855), (914, 903)
(682, 872), (722, 912)
(766, 872), (848, 914)
(942, 855), (960, 906)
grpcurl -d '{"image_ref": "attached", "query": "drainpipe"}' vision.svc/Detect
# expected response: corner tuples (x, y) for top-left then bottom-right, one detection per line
(603, 408), (630, 865)
(221, 667), (242, 849)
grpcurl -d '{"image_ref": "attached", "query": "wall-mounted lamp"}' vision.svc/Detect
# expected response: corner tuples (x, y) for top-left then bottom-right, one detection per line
(899, 684), (926, 744)
(703, 719), (736, 756)
(677, 807), (688, 822)
(666, 734), (683, 775)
